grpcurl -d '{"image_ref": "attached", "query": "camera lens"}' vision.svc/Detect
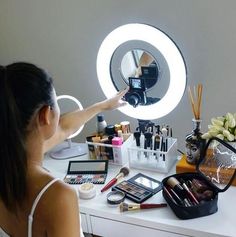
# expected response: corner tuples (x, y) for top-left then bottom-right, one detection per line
(127, 93), (140, 107)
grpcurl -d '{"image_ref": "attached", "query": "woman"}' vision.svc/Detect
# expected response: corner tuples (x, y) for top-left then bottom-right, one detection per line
(0, 62), (128, 237)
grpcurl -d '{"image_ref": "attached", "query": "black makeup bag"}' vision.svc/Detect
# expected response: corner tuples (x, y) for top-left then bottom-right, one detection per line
(162, 137), (236, 219)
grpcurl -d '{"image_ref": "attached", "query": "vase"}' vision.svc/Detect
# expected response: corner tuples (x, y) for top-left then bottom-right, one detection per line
(185, 119), (206, 165)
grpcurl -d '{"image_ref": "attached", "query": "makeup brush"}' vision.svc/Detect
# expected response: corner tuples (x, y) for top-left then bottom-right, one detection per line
(119, 202), (167, 212)
(167, 177), (199, 205)
(101, 167), (130, 192)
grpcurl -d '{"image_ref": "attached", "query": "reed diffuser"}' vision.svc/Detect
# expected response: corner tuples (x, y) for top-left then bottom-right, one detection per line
(185, 84), (205, 164)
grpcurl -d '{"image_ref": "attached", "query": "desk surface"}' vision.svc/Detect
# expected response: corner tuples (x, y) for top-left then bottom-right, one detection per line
(43, 154), (236, 237)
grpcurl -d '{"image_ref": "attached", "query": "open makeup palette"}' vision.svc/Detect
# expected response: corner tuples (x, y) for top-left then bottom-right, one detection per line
(64, 160), (108, 184)
(112, 173), (162, 203)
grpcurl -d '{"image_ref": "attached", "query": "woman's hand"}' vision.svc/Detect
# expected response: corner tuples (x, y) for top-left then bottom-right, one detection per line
(98, 87), (129, 111)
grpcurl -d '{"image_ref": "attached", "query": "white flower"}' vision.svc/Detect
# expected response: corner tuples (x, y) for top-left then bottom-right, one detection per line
(223, 130), (234, 141)
(209, 128), (220, 137)
(202, 132), (211, 139)
(203, 112), (236, 142)
(216, 134), (224, 140)
(216, 116), (225, 122)
(226, 113), (236, 128)
(211, 118), (224, 127)
(208, 124), (224, 132)
(224, 121), (229, 130)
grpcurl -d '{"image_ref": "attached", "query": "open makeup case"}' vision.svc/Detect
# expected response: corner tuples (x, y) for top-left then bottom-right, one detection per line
(162, 137), (236, 219)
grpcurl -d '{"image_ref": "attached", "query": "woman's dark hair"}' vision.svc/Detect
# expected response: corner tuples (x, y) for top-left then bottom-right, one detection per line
(0, 62), (54, 212)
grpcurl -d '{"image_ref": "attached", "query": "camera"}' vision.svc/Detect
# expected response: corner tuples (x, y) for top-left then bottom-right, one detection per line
(125, 77), (147, 107)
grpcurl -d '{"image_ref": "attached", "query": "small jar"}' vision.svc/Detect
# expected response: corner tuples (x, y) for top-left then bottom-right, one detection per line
(185, 119), (206, 164)
(105, 125), (116, 136)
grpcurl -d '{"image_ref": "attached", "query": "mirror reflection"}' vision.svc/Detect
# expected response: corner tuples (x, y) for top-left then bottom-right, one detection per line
(120, 50), (158, 90)
(112, 49), (169, 107)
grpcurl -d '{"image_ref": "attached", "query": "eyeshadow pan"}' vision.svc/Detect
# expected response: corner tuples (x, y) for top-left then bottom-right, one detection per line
(112, 181), (151, 202)
(112, 173), (162, 203)
(64, 160), (108, 184)
(64, 173), (107, 184)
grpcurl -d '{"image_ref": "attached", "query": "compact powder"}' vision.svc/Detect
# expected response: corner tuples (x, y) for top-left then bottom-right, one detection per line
(107, 190), (125, 205)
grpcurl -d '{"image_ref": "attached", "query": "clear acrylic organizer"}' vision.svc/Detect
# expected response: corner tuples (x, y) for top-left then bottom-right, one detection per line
(128, 135), (178, 173)
(86, 134), (133, 166)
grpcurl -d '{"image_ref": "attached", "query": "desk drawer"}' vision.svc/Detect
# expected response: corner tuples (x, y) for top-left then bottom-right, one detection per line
(80, 213), (89, 233)
(90, 216), (188, 237)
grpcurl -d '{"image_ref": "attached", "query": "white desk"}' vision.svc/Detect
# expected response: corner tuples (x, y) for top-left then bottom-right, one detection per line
(43, 154), (236, 237)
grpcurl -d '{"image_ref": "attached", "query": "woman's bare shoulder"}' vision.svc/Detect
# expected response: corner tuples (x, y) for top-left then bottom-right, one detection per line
(42, 179), (78, 207)
(38, 179), (81, 236)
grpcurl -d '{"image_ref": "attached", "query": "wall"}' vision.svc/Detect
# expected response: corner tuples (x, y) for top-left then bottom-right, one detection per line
(1, 0), (236, 151)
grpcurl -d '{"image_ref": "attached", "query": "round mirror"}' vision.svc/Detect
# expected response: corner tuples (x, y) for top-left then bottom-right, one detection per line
(120, 49), (158, 88)
(111, 45), (170, 106)
(97, 23), (187, 120)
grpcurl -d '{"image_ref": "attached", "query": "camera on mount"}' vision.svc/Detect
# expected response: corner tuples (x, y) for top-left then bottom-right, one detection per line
(125, 77), (147, 107)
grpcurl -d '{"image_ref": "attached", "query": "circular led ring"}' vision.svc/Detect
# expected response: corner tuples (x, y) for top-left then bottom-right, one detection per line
(57, 95), (84, 139)
(97, 23), (187, 120)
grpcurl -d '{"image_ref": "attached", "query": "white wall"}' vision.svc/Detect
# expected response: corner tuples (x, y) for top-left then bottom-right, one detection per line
(1, 0), (236, 151)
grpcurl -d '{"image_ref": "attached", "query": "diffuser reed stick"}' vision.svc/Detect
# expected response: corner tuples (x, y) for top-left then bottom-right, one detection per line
(188, 84), (203, 120)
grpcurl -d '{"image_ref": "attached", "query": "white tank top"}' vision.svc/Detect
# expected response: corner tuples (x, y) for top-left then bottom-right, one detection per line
(0, 178), (84, 237)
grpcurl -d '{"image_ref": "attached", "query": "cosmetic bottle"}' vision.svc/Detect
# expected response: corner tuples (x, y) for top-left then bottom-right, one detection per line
(112, 137), (123, 165)
(96, 114), (107, 137)
(120, 121), (131, 141)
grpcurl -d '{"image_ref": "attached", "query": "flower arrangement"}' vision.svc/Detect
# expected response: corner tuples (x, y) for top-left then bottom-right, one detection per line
(202, 113), (236, 141)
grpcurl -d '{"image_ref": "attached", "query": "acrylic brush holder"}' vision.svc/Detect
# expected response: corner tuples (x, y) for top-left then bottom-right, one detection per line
(128, 135), (177, 173)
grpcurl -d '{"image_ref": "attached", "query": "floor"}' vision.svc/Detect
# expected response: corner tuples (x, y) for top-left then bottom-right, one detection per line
(84, 234), (101, 237)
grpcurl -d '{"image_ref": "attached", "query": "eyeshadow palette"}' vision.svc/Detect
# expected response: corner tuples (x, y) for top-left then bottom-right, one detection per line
(64, 160), (108, 184)
(112, 173), (162, 203)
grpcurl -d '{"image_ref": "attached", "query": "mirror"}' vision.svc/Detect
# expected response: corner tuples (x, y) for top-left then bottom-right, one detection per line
(120, 49), (158, 89)
(49, 95), (87, 160)
(110, 43), (170, 107)
(97, 23), (186, 120)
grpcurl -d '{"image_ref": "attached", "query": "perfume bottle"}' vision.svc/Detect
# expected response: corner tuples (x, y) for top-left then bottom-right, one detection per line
(185, 119), (205, 164)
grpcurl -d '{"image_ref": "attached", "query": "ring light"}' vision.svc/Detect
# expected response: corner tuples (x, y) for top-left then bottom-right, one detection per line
(57, 95), (84, 139)
(49, 95), (87, 159)
(96, 23), (187, 120)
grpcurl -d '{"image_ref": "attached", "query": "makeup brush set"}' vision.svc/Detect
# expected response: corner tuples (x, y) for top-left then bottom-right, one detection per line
(128, 122), (178, 173)
(162, 137), (236, 219)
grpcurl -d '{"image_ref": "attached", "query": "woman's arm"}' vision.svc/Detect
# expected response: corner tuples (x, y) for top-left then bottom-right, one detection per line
(135, 52), (154, 77)
(43, 88), (128, 153)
